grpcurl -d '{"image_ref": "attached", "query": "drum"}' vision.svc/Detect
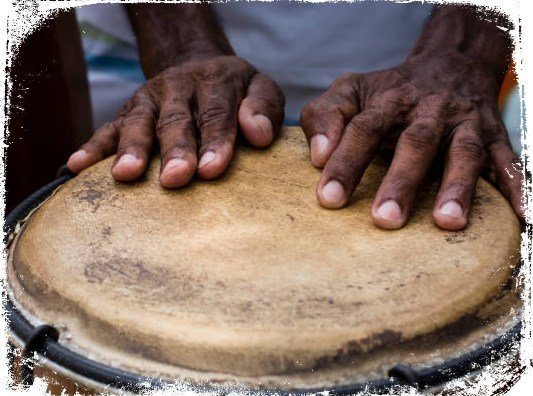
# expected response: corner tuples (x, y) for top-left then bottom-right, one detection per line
(5, 127), (522, 394)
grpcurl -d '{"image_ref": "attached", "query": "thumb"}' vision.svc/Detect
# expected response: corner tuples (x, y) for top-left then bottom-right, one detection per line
(238, 73), (285, 148)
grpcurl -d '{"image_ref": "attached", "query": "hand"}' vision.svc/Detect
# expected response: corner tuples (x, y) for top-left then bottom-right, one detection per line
(68, 55), (284, 187)
(300, 54), (523, 230)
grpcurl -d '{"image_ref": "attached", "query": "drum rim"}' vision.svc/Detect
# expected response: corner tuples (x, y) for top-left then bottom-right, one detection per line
(4, 171), (523, 395)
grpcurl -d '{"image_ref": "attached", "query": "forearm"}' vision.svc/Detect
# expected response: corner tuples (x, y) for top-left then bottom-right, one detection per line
(408, 5), (513, 84)
(126, 3), (234, 78)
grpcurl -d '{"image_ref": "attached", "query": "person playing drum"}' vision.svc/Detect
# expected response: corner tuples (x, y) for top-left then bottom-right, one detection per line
(67, 2), (523, 231)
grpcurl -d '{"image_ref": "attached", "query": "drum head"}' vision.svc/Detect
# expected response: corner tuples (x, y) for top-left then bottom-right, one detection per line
(8, 127), (521, 388)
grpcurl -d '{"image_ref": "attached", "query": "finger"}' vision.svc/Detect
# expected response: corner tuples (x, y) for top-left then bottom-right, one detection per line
(486, 135), (524, 222)
(372, 118), (443, 229)
(157, 98), (197, 188)
(112, 91), (157, 182)
(67, 122), (119, 173)
(432, 121), (485, 230)
(317, 88), (413, 209)
(300, 74), (360, 167)
(238, 73), (285, 148)
(196, 81), (239, 180)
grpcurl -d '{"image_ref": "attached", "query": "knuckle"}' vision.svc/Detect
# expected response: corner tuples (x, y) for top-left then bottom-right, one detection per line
(150, 79), (187, 99)
(121, 113), (155, 128)
(166, 95), (186, 105)
(347, 111), (383, 140)
(450, 135), (484, 161)
(433, 92), (453, 106)
(156, 111), (194, 137)
(455, 98), (476, 114)
(125, 106), (151, 118)
(124, 88), (155, 108)
(376, 87), (415, 114)
(197, 106), (233, 129)
(414, 94), (446, 117)
(329, 74), (360, 102)
(193, 59), (243, 83)
(120, 101), (157, 127)
(133, 89), (156, 105)
(158, 66), (182, 80)
(402, 119), (441, 150)
(196, 66), (225, 82)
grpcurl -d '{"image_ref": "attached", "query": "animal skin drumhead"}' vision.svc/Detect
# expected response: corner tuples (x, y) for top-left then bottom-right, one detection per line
(8, 127), (520, 385)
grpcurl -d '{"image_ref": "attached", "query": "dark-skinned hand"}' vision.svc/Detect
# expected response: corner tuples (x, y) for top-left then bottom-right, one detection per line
(300, 54), (523, 231)
(68, 55), (284, 187)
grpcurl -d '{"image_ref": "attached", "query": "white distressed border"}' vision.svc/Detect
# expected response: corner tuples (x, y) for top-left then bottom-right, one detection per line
(0, 1), (531, 395)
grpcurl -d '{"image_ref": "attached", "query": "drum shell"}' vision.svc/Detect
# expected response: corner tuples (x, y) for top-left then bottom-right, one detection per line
(5, 127), (523, 394)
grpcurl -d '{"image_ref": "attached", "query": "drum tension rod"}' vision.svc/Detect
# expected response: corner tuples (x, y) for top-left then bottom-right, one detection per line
(21, 324), (60, 387)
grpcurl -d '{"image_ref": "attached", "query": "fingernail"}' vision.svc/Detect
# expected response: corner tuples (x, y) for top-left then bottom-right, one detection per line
(376, 200), (402, 222)
(439, 201), (463, 219)
(115, 153), (140, 168)
(253, 114), (273, 135)
(162, 158), (187, 174)
(160, 158), (192, 187)
(198, 151), (216, 169)
(311, 135), (328, 163)
(68, 149), (89, 162)
(321, 180), (345, 206)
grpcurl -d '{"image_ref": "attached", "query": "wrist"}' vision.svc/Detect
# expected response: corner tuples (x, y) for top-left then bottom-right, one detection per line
(126, 3), (235, 79)
(407, 5), (511, 86)
(405, 47), (507, 92)
(139, 43), (230, 78)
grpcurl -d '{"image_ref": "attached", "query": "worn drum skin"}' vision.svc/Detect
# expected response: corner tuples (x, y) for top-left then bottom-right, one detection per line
(6, 127), (522, 392)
